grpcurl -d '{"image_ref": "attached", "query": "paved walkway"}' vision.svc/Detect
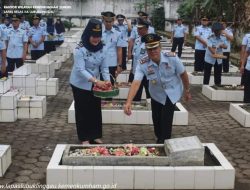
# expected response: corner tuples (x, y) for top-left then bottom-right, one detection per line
(0, 49), (250, 189)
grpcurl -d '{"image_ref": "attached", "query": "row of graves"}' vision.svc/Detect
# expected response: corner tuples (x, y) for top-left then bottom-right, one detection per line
(1, 33), (236, 189)
(0, 29), (82, 179)
(53, 37), (236, 189)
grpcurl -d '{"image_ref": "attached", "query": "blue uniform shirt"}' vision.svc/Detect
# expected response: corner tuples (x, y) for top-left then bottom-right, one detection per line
(132, 36), (146, 74)
(116, 24), (128, 47)
(102, 27), (123, 67)
(6, 27), (28, 58)
(0, 24), (12, 41)
(242, 33), (250, 46)
(205, 34), (227, 65)
(39, 19), (47, 30)
(70, 45), (110, 91)
(194, 25), (212, 50)
(245, 45), (250, 71)
(130, 25), (155, 40)
(134, 52), (185, 105)
(222, 27), (233, 52)
(20, 20), (30, 36)
(28, 26), (46, 50)
(172, 24), (188, 38)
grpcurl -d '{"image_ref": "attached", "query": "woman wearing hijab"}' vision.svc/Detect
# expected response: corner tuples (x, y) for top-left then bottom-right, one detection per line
(44, 17), (56, 53)
(54, 18), (65, 45)
(70, 19), (111, 144)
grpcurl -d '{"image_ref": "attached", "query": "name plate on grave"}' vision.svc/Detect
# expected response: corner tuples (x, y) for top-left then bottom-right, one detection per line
(165, 136), (205, 166)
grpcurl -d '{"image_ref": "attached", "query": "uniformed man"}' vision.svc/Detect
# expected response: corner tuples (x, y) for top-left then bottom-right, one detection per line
(70, 18), (111, 144)
(28, 14), (46, 60)
(0, 14), (12, 46)
(6, 14), (28, 72)
(203, 22), (227, 85)
(130, 18), (150, 101)
(242, 36), (250, 102)
(171, 18), (188, 58)
(221, 20), (234, 73)
(115, 14), (131, 70)
(194, 17), (212, 71)
(39, 14), (47, 30)
(101, 11), (123, 84)
(128, 11), (155, 60)
(124, 34), (191, 143)
(240, 32), (250, 85)
(0, 14), (12, 30)
(19, 14), (30, 35)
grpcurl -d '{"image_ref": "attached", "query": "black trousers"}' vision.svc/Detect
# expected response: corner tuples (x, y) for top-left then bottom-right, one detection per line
(244, 69), (250, 103)
(129, 73), (151, 101)
(7, 57), (23, 72)
(151, 97), (175, 143)
(44, 41), (56, 53)
(71, 85), (102, 141)
(241, 63), (246, 86)
(171, 37), (184, 58)
(194, 50), (206, 71)
(54, 40), (64, 46)
(222, 52), (230, 73)
(31, 50), (45, 60)
(122, 47), (127, 70)
(203, 61), (222, 85)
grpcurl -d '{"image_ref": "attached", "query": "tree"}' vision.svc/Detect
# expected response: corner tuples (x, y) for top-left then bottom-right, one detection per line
(152, 6), (165, 30)
(177, 0), (249, 47)
(134, 0), (163, 13)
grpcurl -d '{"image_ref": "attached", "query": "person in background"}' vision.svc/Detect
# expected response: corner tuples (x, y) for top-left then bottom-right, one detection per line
(0, 34), (7, 77)
(240, 32), (250, 86)
(54, 18), (65, 46)
(171, 18), (188, 58)
(39, 15), (47, 30)
(44, 17), (56, 53)
(242, 37), (250, 103)
(101, 11), (123, 84)
(124, 34), (191, 143)
(115, 14), (131, 70)
(203, 22), (227, 85)
(221, 20), (234, 73)
(130, 18), (151, 101)
(6, 14), (28, 72)
(19, 14), (30, 35)
(70, 19), (111, 144)
(0, 14), (12, 46)
(128, 11), (155, 61)
(28, 14), (46, 60)
(193, 17), (212, 71)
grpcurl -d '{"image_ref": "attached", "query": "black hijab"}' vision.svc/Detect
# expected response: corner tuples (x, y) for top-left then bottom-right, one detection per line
(55, 18), (65, 34)
(81, 19), (103, 53)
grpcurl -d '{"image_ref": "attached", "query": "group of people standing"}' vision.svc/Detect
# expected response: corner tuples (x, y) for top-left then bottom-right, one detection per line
(170, 16), (234, 86)
(70, 11), (191, 145)
(171, 16), (250, 104)
(0, 13), (65, 77)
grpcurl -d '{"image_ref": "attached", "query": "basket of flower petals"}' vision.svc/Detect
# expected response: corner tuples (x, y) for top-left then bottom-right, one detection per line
(93, 83), (119, 98)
